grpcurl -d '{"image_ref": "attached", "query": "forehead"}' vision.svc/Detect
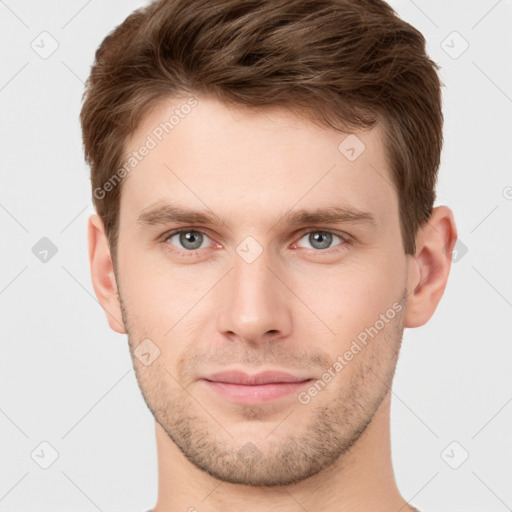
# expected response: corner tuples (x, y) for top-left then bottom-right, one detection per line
(119, 94), (397, 227)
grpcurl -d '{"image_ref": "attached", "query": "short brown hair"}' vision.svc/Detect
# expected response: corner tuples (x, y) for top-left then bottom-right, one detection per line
(80, 0), (443, 260)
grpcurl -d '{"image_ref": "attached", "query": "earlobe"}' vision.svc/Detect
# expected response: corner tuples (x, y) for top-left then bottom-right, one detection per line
(87, 214), (126, 334)
(404, 206), (458, 328)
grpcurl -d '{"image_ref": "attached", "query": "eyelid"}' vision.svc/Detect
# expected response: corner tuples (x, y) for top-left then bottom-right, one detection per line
(160, 227), (218, 250)
(160, 226), (354, 253)
(291, 227), (353, 251)
(293, 227), (353, 241)
(160, 226), (213, 240)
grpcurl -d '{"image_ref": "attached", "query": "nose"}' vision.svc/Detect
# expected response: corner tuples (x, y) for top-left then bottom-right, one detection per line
(216, 247), (293, 346)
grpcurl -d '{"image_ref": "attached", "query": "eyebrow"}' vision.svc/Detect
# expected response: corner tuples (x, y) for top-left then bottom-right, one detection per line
(137, 202), (377, 229)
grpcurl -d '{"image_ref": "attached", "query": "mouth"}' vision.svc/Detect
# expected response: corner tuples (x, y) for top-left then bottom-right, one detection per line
(200, 370), (314, 404)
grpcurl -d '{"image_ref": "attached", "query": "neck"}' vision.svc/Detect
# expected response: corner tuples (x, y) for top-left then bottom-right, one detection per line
(152, 391), (414, 512)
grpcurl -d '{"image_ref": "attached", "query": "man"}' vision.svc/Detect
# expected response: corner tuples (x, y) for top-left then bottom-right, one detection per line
(82, 0), (457, 510)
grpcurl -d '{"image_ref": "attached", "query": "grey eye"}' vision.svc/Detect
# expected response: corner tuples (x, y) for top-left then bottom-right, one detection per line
(168, 230), (208, 250)
(297, 231), (342, 250)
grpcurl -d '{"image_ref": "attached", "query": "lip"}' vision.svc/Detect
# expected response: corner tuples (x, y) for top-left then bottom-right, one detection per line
(200, 370), (313, 404)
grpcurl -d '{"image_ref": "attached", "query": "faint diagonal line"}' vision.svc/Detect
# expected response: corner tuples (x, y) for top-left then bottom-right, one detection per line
(0, 265), (28, 295)
(472, 396), (512, 439)
(368, 363), (439, 438)
(368, 163), (394, 190)
(392, 390), (439, 438)
(471, 0), (503, 30)
(472, 61), (512, 105)
(0, 0), (29, 28)
(407, 0), (439, 29)
(61, 471), (103, 511)
(397, 472), (439, 511)
(61, 60), (85, 84)
(0, 203), (29, 232)
(164, 163), (233, 234)
(471, 265), (512, 308)
(0, 472), (29, 503)
(265, 266), (336, 335)
(471, 470), (511, 510)
(268, 163), (337, 233)
(282, 488), (311, 512)
(61, 369), (131, 439)
(61, 205), (89, 233)
(470, 204), (499, 233)
(164, 266), (233, 336)
(60, 265), (125, 330)
(0, 408), (29, 438)
(0, 62), (29, 92)
(163, 368), (233, 437)
(264, 408), (296, 438)
(61, 0), (93, 29)
(369, 162), (443, 239)
(200, 482), (223, 503)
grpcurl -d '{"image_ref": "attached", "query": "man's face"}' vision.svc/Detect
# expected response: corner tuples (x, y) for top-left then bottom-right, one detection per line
(115, 95), (410, 486)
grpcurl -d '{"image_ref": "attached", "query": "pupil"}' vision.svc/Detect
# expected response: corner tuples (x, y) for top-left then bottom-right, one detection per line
(181, 231), (202, 249)
(310, 232), (331, 249)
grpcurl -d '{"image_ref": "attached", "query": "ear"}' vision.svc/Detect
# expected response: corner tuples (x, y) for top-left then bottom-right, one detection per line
(404, 205), (458, 328)
(87, 213), (126, 334)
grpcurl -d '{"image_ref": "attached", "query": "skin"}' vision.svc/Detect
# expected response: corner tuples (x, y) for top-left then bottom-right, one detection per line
(88, 94), (457, 512)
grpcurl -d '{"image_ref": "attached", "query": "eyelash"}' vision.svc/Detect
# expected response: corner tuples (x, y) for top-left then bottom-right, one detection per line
(160, 227), (354, 257)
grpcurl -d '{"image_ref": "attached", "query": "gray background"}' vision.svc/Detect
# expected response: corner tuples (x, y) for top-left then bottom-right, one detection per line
(1, 0), (511, 511)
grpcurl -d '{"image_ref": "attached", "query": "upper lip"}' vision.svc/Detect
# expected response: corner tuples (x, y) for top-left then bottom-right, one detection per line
(202, 370), (312, 385)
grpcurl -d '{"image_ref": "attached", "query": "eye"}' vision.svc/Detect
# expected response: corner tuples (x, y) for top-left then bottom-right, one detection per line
(165, 229), (212, 251)
(295, 230), (348, 251)
(160, 228), (351, 256)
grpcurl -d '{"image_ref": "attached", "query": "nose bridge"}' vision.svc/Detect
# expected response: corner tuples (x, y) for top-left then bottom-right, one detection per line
(216, 240), (292, 343)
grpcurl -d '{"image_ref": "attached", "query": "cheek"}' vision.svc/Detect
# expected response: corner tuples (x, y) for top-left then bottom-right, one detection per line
(117, 241), (194, 326)
(292, 254), (405, 345)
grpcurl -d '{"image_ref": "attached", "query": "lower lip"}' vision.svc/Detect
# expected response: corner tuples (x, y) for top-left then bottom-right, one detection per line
(201, 379), (312, 404)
